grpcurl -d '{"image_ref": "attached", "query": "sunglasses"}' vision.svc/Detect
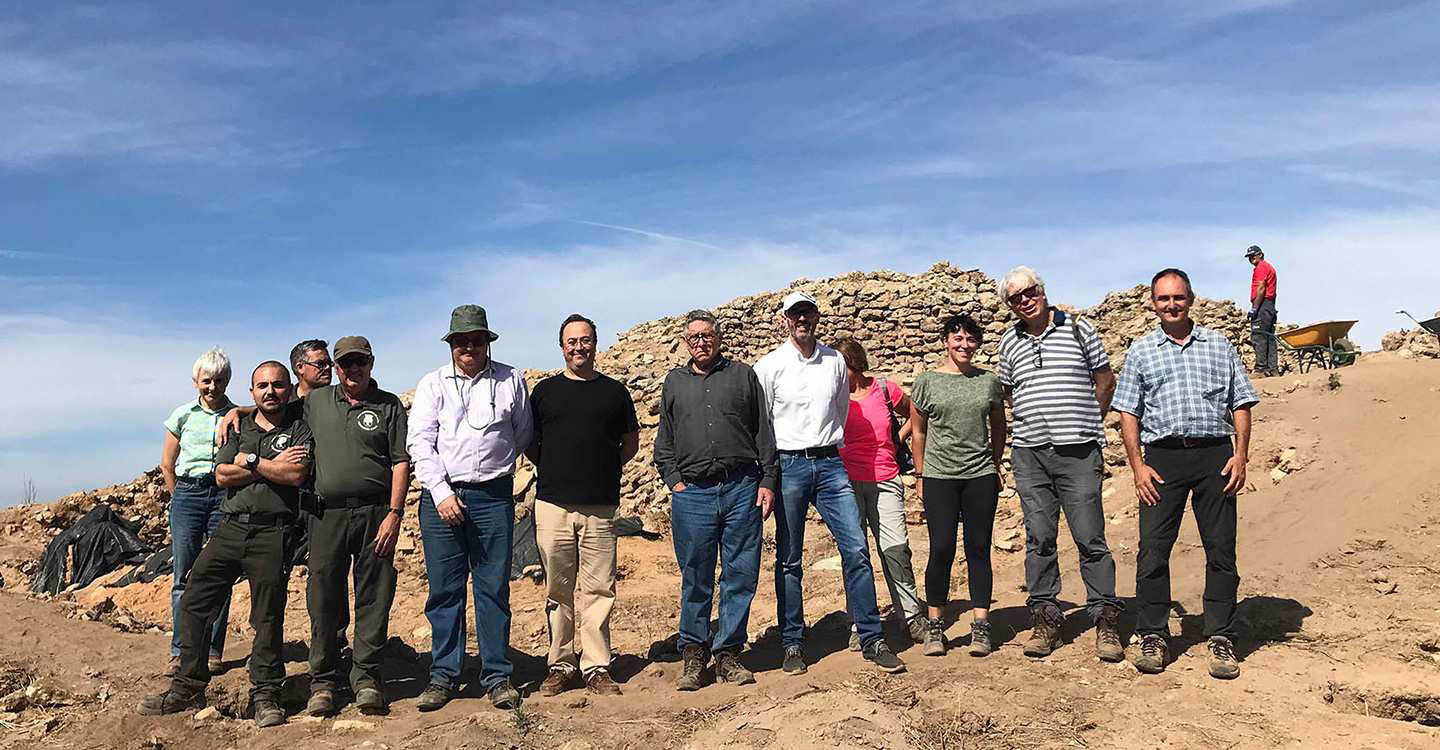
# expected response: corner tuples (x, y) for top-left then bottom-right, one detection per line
(1007, 285), (1043, 306)
(337, 356), (372, 369)
(298, 358), (333, 370)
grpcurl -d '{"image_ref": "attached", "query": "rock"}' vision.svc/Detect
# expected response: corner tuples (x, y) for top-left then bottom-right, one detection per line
(1373, 581), (1399, 595)
(811, 555), (844, 572)
(993, 539), (1020, 552)
(564, 695), (590, 709)
(1270, 467), (1288, 482)
(193, 706), (221, 721)
(332, 719), (376, 732)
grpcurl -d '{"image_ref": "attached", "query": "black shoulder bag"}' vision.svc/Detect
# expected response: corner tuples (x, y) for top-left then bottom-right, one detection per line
(878, 378), (915, 475)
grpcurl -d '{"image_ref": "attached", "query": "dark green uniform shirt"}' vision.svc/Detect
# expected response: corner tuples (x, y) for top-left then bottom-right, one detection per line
(214, 413), (314, 515)
(305, 381), (410, 502)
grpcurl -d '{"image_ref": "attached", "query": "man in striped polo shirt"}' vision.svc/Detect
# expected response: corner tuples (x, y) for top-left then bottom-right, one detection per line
(997, 266), (1125, 663)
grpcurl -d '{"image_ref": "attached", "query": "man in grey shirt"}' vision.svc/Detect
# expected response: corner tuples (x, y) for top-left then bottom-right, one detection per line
(654, 309), (776, 691)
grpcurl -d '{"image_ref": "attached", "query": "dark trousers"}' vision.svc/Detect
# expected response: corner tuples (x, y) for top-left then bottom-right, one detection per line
(417, 479), (515, 691)
(307, 503), (397, 693)
(1012, 443), (1122, 618)
(1251, 298), (1278, 374)
(921, 475), (999, 609)
(171, 516), (291, 701)
(670, 473), (762, 654)
(1136, 443), (1240, 640)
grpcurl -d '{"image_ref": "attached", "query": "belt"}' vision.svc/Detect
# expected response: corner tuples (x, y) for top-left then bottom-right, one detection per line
(226, 512), (293, 526)
(321, 496), (386, 508)
(177, 474), (216, 485)
(1148, 436), (1230, 449)
(686, 463), (758, 485)
(778, 445), (840, 459)
(451, 477), (512, 491)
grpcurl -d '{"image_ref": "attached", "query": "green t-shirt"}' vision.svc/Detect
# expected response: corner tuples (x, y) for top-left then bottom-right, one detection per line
(164, 398), (235, 478)
(214, 413), (313, 516)
(305, 382), (410, 502)
(911, 369), (1003, 480)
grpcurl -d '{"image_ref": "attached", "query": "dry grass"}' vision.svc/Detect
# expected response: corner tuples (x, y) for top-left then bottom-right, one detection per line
(845, 671), (918, 708)
(904, 707), (1096, 750)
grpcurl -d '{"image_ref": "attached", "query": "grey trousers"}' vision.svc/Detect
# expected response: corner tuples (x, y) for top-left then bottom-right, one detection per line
(1251, 298), (1278, 374)
(1012, 443), (1122, 618)
(851, 478), (924, 623)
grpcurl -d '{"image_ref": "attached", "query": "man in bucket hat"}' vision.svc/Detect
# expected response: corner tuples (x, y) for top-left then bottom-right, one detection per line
(407, 305), (533, 710)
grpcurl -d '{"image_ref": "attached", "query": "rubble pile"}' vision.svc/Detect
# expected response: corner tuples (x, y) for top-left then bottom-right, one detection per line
(8, 469), (169, 547)
(1382, 310), (1440, 359)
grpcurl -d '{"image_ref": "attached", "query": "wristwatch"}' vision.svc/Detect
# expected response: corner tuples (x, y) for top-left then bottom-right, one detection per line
(387, 506), (404, 519)
(242, 453), (259, 470)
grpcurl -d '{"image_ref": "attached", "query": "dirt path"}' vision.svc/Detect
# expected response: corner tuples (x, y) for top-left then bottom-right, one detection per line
(3, 355), (1438, 749)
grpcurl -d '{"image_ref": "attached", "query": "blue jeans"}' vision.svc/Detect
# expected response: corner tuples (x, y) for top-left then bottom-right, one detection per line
(170, 476), (229, 658)
(419, 479), (514, 690)
(774, 455), (883, 649)
(670, 474), (763, 653)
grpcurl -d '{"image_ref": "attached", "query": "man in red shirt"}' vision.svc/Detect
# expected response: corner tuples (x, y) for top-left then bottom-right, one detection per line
(1246, 245), (1279, 376)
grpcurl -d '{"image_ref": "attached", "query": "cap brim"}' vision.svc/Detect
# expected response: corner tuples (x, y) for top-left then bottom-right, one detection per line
(443, 330), (500, 342)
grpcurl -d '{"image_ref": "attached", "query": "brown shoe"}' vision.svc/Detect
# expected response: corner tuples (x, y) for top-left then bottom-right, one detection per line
(585, 668), (623, 696)
(1095, 606), (1125, 663)
(676, 644), (707, 691)
(539, 667), (578, 697)
(207, 653), (225, 675)
(1024, 604), (1063, 658)
(714, 650), (755, 685)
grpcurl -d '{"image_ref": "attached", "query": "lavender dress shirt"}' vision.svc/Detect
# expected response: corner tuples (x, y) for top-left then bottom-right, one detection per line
(406, 360), (534, 502)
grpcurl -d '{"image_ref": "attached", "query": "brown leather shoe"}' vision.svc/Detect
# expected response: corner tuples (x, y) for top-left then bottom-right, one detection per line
(539, 667), (578, 697)
(585, 668), (623, 696)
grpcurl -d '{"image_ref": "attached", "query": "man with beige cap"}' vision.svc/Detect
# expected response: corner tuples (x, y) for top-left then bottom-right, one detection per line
(303, 335), (411, 716)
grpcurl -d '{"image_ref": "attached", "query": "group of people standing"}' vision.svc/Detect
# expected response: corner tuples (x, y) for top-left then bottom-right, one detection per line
(143, 257), (1262, 726)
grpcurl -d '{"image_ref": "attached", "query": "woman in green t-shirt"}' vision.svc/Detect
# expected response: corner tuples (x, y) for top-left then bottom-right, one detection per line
(910, 314), (1006, 658)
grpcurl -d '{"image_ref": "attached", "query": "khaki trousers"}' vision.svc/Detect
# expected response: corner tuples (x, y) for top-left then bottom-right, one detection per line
(535, 499), (617, 675)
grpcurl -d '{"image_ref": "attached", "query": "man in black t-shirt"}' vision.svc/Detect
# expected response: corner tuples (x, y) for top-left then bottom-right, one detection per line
(140, 361), (313, 728)
(527, 314), (639, 697)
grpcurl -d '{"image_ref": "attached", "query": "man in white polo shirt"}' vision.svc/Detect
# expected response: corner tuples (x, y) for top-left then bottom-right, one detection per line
(755, 291), (905, 675)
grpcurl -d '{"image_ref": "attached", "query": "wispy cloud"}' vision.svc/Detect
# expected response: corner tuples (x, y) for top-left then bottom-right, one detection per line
(569, 220), (723, 250)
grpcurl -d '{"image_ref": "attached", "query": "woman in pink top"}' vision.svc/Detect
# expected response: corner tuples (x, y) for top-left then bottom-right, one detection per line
(834, 339), (928, 646)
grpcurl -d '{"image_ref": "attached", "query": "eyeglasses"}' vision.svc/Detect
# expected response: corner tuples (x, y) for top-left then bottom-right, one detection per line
(1007, 285), (1043, 306)
(450, 335), (489, 350)
(298, 359), (332, 370)
(685, 332), (717, 345)
(564, 337), (595, 348)
(337, 356), (372, 369)
(784, 306), (819, 319)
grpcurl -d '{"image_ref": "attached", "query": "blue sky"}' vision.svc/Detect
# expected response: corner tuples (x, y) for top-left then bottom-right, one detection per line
(4, 0), (1439, 503)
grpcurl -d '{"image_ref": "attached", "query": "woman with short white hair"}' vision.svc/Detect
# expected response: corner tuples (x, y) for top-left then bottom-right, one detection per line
(159, 346), (236, 677)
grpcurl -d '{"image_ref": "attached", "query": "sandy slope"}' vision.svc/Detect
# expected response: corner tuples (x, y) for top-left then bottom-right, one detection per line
(2, 353), (1438, 749)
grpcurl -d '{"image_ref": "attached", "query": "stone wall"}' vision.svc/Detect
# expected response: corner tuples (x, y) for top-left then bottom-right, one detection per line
(16, 263), (1262, 537)
(1382, 310), (1440, 359)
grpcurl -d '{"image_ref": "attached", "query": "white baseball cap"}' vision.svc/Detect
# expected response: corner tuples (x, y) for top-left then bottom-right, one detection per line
(780, 290), (820, 313)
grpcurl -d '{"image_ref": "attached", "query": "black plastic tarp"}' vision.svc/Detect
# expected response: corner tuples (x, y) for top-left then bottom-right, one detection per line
(511, 512), (540, 581)
(109, 547), (174, 587)
(30, 504), (152, 595)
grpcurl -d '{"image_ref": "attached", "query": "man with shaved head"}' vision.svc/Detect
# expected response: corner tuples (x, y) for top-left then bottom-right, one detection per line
(140, 361), (314, 727)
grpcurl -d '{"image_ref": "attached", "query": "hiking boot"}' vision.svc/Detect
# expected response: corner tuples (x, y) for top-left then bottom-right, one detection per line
(354, 686), (388, 715)
(862, 639), (907, 673)
(968, 619), (993, 657)
(1095, 607), (1125, 663)
(305, 689), (336, 717)
(782, 644), (808, 675)
(714, 650), (755, 685)
(416, 683), (454, 712)
(586, 668), (623, 696)
(489, 679), (522, 710)
(539, 666), (578, 696)
(848, 630), (861, 652)
(676, 644), (707, 691)
(253, 698), (285, 728)
(137, 688), (205, 716)
(207, 653), (225, 675)
(907, 616), (930, 644)
(1023, 605), (1063, 658)
(1208, 636), (1241, 679)
(1134, 634), (1168, 674)
(923, 618), (947, 656)
(164, 654), (180, 677)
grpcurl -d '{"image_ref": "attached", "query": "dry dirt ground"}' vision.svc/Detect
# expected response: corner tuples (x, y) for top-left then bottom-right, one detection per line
(2, 353), (1439, 750)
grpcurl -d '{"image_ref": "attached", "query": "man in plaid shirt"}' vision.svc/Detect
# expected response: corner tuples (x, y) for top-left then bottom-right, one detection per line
(1113, 268), (1259, 680)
